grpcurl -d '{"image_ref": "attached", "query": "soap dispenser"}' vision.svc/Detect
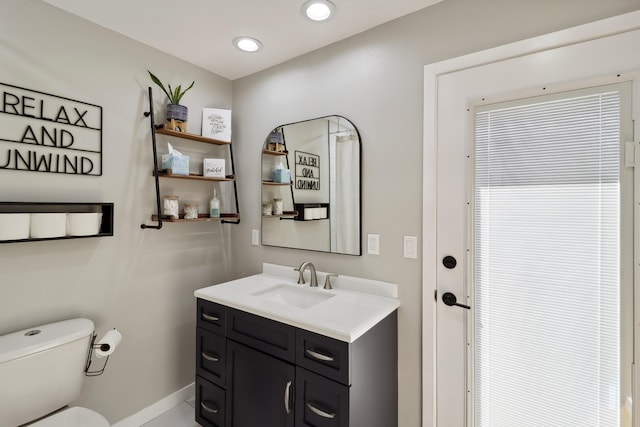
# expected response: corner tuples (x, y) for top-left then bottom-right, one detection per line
(209, 188), (220, 218)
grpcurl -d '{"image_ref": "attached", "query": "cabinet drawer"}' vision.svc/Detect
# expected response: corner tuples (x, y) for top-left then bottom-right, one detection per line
(196, 376), (227, 427)
(196, 328), (226, 386)
(296, 367), (349, 427)
(297, 329), (350, 385)
(227, 308), (295, 363)
(197, 299), (226, 335)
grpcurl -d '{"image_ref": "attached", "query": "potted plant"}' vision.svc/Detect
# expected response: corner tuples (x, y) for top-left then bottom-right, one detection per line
(148, 70), (194, 130)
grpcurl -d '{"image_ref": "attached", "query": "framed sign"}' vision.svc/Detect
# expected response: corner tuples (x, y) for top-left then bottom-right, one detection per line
(0, 82), (103, 176)
(295, 150), (320, 190)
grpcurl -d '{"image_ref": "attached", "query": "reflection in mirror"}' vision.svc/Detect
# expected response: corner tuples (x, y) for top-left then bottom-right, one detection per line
(261, 116), (361, 255)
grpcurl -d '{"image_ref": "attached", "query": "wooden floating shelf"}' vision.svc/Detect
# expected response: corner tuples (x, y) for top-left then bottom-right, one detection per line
(155, 127), (231, 145)
(263, 211), (298, 219)
(262, 149), (288, 156)
(151, 213), (240, 223)
(261, 180), (292, 186)
(156, 170), (235, 182)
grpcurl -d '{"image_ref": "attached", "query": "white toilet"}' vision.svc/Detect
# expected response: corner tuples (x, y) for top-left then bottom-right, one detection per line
(0, 318), (110, 427)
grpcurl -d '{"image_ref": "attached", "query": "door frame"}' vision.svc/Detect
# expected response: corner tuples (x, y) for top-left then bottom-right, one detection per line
(422, 10), (640, 427)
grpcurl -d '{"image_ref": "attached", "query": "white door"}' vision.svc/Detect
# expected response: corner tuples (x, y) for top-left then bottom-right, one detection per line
(425, 16), (640, 427)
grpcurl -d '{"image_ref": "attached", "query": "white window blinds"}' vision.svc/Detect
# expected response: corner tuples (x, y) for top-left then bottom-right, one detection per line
(473, 87), (621, 427)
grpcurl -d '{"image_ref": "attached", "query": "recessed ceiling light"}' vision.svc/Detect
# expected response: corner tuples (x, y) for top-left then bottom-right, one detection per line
(233, 37), (263, 53)
(302, 0), (336, 22)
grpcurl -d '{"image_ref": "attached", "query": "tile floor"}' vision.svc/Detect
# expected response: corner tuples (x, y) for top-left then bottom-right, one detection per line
(141, 398), (198, 427)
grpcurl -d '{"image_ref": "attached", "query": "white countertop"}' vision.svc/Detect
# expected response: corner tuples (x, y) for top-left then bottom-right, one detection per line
(194, 263), (400, 343)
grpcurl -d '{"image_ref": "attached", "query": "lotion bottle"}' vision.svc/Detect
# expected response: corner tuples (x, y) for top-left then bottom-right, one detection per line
(209, 188), (220, 218)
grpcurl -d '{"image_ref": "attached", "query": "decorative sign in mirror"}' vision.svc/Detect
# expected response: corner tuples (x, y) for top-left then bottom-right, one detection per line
(261, 115), (361, 255)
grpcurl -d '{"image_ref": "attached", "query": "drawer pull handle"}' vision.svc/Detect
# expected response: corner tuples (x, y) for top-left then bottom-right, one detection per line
(284, 380), (292, 414)
(306, 348), (334, 362)
(306, 402), (336, 419)
(202, 313), (220, 322)
(200, 401), (219, 414)
(201, 352), (219, 362)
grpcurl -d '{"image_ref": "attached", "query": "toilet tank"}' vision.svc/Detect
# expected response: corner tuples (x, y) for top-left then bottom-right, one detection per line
(0, 318), (94, 427)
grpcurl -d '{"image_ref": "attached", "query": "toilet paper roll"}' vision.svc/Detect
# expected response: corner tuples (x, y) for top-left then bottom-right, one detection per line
(95, 329), (122, 358)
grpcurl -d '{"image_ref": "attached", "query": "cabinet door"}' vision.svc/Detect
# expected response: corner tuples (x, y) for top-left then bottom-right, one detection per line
(197, 328), (226, 386)
(196, 376), (226, 427)
(296, 329), (350, 385)
(197, 299), (226, 335)
(227, 307), (295, 363)
(227, 340), (295, 427)
(296, 367), (349, 427)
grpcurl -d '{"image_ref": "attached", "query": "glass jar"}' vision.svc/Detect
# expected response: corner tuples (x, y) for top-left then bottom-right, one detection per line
(184, 203), (198, 220)
(262, 203), (273, 216)
(163, 195), (179, 220)
(273, 198), (283, 215)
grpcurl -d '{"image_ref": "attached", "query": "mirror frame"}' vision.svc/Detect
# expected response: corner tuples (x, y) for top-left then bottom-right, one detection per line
(260, 115), (362, 255)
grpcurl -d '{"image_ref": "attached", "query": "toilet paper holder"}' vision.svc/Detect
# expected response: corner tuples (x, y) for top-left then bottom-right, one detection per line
(85, 328), (122, 377)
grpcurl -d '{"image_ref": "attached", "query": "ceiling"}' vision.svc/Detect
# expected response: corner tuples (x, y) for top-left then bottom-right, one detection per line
(41, 0), (443, 80)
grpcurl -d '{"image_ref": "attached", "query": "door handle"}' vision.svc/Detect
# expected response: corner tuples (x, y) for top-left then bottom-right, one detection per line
(201, 352), (219, 362)
(202, 313), (220, 322)
(306, 402), (336, 419)
(200, 401), (219, 414)
(306, 348), (335, 362)
(284, 380), (292, 414)
(442, 292), (470, 310)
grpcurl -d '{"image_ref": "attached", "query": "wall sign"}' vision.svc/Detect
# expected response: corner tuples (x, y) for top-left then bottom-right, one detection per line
(295, 150), (320, 191)
(0, 82), (102, 176)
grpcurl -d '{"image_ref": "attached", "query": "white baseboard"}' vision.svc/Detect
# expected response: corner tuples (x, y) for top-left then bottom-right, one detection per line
(111, 382), (195, 427)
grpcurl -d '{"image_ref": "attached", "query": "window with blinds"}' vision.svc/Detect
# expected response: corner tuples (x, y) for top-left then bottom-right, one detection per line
(473, 84), (627, 427)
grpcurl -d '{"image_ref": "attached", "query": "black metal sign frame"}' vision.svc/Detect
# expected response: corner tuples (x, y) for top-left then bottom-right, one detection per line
(0, 82), (103, 176)
(295, 150), (320, 191)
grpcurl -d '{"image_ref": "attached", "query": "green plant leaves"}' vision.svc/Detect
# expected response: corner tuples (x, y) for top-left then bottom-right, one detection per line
(148, 70), (194, 105)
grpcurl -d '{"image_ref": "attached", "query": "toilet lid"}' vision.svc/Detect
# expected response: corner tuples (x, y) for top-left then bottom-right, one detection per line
(30, 406), (110, 427)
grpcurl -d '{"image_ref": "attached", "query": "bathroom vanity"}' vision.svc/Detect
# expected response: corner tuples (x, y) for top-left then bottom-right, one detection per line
(194, 264), (400, 427)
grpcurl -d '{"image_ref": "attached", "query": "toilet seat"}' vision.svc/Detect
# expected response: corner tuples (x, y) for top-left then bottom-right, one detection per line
(29, 406), (110, 427)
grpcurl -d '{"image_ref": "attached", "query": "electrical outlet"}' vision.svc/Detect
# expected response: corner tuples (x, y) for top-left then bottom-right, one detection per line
(367, 234), (380, 255)
(251, 229), (260, 246)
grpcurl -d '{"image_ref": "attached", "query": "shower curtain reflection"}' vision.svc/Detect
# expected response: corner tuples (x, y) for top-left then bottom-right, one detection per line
(333, 133), (359, 254)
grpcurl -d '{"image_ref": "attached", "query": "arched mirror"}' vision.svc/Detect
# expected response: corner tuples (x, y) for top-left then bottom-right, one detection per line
(261, 115), (361, 255)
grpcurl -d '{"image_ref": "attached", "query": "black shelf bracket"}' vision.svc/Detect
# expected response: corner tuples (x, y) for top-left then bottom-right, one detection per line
(141, 87), (163, 230)
(222, 142), (241, 224)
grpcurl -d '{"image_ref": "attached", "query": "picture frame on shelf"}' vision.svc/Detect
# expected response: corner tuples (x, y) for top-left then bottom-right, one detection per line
(203, 158), (225, 178)
(202, 108), (231, 142)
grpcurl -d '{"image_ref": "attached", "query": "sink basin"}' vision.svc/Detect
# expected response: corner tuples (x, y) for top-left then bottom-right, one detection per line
(251, 284), (335, 309)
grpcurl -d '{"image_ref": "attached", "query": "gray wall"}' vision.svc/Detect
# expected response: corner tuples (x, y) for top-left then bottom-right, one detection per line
(231, 0), (640, 425)
(0, 1), (233, 423)
(0, 0), (638, 426)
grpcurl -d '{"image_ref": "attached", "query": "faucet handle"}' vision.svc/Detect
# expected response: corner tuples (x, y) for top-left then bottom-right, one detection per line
(324, 273), (338, 290)
(294, 266), (306, 285)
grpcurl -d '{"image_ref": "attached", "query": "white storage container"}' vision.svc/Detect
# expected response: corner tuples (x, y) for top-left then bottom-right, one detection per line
(30, 213), (67, 238)
(0, 213), (30, 240)
(67, 213), (102, 236)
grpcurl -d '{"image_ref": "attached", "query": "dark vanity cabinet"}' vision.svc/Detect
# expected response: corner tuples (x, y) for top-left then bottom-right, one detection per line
(195, 298), (398, 427)
(228, 340), (295, 427)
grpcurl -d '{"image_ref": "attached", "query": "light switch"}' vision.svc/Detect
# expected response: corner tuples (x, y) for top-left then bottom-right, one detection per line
(251, 229), (260, 246)
(367, 234), (380, 255)
(404, 235), (417, 259)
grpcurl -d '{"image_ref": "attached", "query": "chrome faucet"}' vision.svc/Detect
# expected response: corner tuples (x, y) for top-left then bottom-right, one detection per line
(295, 261), (318, 287)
